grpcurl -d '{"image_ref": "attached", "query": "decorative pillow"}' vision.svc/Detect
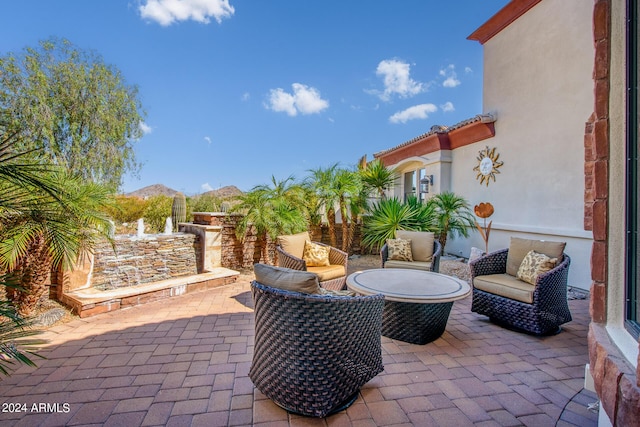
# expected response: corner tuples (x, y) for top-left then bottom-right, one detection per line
(302, 240), (330, 267)
(516, 250), (558, 285)
(253, 263), (320, 294)
(387, 238), (413, 261)
(395, 230), (434, 262)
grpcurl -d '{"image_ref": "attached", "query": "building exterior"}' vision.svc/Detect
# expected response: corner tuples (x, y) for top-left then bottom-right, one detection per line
(374, 0), (594, 292)
(586, 0), (640, 424)
(375, 0), (640, 424)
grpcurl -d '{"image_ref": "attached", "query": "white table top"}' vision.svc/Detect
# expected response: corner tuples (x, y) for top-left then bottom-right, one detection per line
(346, 268), (471, 303)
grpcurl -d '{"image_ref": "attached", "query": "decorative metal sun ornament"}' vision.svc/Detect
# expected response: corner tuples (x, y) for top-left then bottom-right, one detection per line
(473, 146), (504, 186)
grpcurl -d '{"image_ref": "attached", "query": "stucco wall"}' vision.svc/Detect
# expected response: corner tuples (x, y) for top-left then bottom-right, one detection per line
(447, 0), (595, 290)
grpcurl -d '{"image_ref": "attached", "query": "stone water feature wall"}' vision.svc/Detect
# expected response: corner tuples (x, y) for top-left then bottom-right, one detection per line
(91, 233), (198, 290)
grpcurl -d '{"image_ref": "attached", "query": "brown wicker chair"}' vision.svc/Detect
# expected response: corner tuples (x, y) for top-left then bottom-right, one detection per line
(469, 244), (572, 335)
(249, 280), (384, 417)
(276, 232), (348, 290)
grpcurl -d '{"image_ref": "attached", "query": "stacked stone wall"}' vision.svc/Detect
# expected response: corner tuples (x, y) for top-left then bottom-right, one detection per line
(91, 234), (198, 289)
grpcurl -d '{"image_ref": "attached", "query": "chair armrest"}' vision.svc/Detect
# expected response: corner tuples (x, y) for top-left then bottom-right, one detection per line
(276, 245), (307, 271)
(431, 241), (442, 272)
(324, 243), (348, 268)
(469, 248), (509, 278)
(380, 244), (389, 267)
(533, 253), (571, 303)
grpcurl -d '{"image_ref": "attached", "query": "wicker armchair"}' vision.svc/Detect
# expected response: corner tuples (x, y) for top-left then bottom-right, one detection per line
(276, 232), (348, 291)
(249, 281), (385, 417)
(381, 240), (442, 273)
(469, 247), (572, 335)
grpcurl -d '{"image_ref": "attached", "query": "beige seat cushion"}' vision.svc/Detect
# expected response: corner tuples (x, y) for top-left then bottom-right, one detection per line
(277, 232), (311, 259)
(307, 265), (346, 282)
(384, 260), (432, 271)
(254, 263), (320, 294)
(473, 273), (535, 304)
(506, 237), (565, 276)
(396, 230), (434, 262)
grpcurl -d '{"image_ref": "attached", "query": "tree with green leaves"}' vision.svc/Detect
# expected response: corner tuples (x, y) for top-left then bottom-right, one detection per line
(427, 191), (475, 251)
(359, 157), (398, 199)
(232, 176), (308, 264)
(0, 37), (146, 191)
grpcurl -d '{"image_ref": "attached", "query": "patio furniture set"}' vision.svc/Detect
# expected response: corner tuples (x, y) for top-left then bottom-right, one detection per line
(249, 231), (573, 417)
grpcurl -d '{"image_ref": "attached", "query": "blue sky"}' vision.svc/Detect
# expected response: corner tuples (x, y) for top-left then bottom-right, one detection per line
(0, 0), (510, 194)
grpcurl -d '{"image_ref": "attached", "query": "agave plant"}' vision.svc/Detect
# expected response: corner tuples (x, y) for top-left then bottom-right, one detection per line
(361, 196), (436, 250)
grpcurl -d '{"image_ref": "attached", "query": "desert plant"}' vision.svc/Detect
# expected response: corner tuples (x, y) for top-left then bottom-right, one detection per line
(359, 158), (398, 199)
(171, 192), (186, 231)
(427, 192), (476, 251)
(190, 193), (222, 213)
(361, 196), (435, 250)
(232, 176), (308, 264)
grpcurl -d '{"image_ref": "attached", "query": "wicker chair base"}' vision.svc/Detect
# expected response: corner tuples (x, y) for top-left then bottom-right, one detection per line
(382, 301), (453, 345)
(472, 288), (572, 335)
(249, 281), (384, 418)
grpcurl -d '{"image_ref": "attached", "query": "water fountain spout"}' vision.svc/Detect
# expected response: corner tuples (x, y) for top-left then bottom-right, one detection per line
(164, 217), (173, 235)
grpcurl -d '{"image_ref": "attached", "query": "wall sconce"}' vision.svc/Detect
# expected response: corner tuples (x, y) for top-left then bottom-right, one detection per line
(420, 175), (434, 193)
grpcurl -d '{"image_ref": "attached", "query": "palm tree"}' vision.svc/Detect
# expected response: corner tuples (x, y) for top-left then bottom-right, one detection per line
(427, 191), (476, 251)
(359, 158), (398, 199)
(305, 164), (340, 247)
(232, 176), (308, 264)
(334, 168), (362, 252)
(0, 116), (109, 374)
(0, 170), (113, 316)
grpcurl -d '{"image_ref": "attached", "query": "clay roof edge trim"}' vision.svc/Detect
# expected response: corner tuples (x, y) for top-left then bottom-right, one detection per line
(467, 0), (542, 45)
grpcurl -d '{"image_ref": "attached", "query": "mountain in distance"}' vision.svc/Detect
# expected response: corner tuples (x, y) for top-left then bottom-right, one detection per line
(126, 184), (243, 199)
(203, 185), (244, 199)
(126, 184), (178, 199)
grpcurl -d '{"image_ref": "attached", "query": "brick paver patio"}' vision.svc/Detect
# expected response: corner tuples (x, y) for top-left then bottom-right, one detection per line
(0, 272), (598, 426)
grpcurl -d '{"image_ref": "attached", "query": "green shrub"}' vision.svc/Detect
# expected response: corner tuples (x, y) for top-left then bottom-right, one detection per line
(190, 193), (222, 213)
(102, 195), (148, 224)
(143, 195), (173, 233)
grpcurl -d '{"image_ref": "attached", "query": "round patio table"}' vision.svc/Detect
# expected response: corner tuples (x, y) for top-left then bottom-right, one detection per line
(346, 268), (471, 344)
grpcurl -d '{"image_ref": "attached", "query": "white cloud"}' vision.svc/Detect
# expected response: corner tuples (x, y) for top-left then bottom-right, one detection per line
(241, 92), (250, 101)
(204, 136), (212, 144)
(139, 0), (235, 26)
(201, 182), (213, 192)
(464, 66), (473, 74)
(373, 59), (425, 101)
(139, 121), (152, 135)
(389, 103), (437, 124)
(440, 101), (455, 112)
(440, 64), (461, 88)
(266, 83), (329, 116)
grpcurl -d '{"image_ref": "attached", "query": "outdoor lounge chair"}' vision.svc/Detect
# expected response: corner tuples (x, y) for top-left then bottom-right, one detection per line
(380, 230), (442, 273)
(276, 231), (348, 290)
(249, 264), (384, 417)
(469, 237), (572, 335)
